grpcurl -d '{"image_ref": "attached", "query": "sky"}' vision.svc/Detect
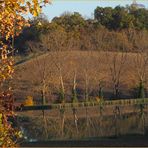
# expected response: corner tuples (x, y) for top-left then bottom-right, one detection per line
(36, 0), (148, 21)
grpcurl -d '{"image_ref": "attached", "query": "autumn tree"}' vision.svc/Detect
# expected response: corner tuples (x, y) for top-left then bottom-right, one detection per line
(94, 6), (113, 29)
(40, 25), (67, 52)
(52, 12), (85, 31)
(0, 0), (50, 146)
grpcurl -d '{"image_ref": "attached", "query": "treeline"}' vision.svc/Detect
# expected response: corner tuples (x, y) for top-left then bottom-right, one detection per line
(15, 5), (148, 55)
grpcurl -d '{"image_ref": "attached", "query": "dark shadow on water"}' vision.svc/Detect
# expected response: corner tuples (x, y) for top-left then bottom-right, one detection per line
(21, 134), (148, 147)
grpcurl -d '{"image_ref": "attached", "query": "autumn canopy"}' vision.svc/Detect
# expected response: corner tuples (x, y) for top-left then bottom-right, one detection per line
(0, 0), (49, 147)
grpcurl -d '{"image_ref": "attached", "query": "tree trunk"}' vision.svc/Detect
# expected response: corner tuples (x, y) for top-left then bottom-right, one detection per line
(72, 108), (78, 134)
(41, 86), (48, 139)
(41, 81), (46, 105)
(86, 107), (90, 136)
(43, 111), (48, 139)
(60, 108), (65, 137)
(114, 84), (119, 99)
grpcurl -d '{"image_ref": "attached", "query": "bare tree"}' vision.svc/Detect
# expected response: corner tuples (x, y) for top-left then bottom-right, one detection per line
(68, 65), (79, 135)
(92, 51), (106, 99)
(40, 26), (67, 52)
(79, 50), (100, 136)
(24, 52), (55, 139)
(79, 49), (97, 102)
(134, 51), (148, 91)
(27, 53), (54, 105)
(132, 30), (148, 98)
(106, 51), (127, 99)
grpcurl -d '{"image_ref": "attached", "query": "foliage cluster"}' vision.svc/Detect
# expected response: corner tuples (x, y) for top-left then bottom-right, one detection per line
(94, 5), (148, 30)
(0, 0), (50, 147)
(24, 96), (34, 106)
(15, 6), (148, 55)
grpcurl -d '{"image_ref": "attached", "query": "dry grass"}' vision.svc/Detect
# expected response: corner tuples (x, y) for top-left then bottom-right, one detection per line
(12, 51), (148, 103)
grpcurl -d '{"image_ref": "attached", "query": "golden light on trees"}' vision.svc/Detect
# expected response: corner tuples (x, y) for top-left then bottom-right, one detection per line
(0, 0), (50, 147)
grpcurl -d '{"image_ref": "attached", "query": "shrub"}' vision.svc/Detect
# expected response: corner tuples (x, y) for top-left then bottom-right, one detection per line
(138, 81), (145, 99)
(98, 85), (103, 99)
(72, 88), (78, 103)
(24, 96), (34, 106)
(57, 89), (65, 104)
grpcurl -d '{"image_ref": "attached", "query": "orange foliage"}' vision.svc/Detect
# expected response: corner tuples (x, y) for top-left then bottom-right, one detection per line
(24, 96), (34, 106)
(0, 0), (50, 147)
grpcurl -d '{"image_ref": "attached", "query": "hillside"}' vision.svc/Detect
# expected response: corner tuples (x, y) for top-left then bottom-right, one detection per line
(12, 51), (148, 104)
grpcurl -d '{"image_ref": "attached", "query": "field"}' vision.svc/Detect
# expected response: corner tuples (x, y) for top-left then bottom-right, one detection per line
(13, 51), (148, 103)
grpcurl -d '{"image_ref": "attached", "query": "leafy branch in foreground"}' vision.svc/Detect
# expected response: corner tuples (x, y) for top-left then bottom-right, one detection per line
(0, 0), (50, 147)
